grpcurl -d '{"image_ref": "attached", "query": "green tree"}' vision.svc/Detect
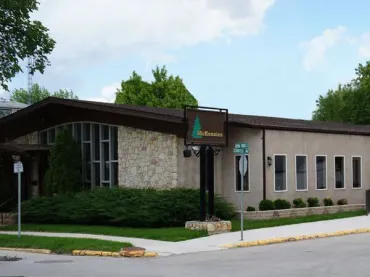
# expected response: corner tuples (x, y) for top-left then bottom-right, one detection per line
(192, 116), (202, 138)
(312, 61), (370, 124)
(10, 83), (78, 104)
(0, 0), (56, 91)
(115, 66), (198, 108)
(45, 128), (82, 195)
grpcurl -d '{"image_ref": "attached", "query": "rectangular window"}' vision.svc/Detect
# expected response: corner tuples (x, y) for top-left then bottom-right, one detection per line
(40, 132), (47, 144)
(110, 126), (118, 160)
(274, 155), (287, 191)
(73, 123), (82, 143)
(93, 124), (100, 161)
(48, 128), (56, 144)
(235, 155), (249, 192)
(352, 156), (362, 189)
(334, 156), (345, 189)
(83, 123), (91, 141)
(102, 125), (110, 140)
(316, 156), (327, 190)
(295, 155), (307, 191)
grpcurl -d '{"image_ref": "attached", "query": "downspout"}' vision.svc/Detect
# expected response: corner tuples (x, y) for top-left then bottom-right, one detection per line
(262, 129), (266, 200)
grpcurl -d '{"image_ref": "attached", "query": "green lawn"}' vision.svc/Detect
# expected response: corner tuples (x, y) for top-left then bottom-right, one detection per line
(0, 210), (365, 242)
(0, 234), (131, 254)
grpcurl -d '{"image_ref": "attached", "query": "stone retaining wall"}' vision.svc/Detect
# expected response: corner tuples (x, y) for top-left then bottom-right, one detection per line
(239, 204), (365, 220)
(0, 213), (15, 226)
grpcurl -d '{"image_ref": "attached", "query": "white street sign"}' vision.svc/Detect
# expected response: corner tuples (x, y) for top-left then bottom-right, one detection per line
(239, 155), (248, 176)
(13, 161), (23, 173)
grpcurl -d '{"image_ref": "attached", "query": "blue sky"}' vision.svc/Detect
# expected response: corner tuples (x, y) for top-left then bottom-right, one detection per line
(3, 0), (370, 119)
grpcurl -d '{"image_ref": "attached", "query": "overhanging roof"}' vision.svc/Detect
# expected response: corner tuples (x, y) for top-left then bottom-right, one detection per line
(1, 97), (370, 143)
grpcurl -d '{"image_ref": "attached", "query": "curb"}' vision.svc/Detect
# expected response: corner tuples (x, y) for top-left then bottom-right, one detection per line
(221, 228), (370, 249)
(0, 247), (51, 254)
(72, 250), (158, 258)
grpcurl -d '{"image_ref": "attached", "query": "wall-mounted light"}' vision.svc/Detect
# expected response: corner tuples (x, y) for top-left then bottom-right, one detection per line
(267, 156), (273, 166)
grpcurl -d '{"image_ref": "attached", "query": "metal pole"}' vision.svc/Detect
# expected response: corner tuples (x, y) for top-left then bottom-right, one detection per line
(240, 155), (244, 241)
(18, 171), (21, 238)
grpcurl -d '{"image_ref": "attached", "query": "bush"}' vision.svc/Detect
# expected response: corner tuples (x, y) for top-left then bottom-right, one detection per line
(337, 198), (348, 205)
(323, 197), (334, 206)
(20, 187), (236, 228)
(274, 199), (291, 210)
(45, 128), (82, 195)
(307, 197), (320, 207)
(259, 199), (275, 211)
(246, 206), (256, 211)
(293, 198), (306, 208)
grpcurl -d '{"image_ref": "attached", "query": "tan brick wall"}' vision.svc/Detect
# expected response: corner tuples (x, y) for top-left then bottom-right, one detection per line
(0, 213), (15, 226)
(11, 132), (39, 144)
(239, 204), (365, 220)
(118, 126), (178, 188)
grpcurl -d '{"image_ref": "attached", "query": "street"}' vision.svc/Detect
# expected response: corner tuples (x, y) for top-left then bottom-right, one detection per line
(1, 233), (370, 277)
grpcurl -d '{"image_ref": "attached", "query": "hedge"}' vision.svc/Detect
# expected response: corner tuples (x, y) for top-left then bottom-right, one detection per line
(20, 187), (236, 228)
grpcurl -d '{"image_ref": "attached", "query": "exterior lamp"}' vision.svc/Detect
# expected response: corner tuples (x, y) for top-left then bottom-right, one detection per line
(267, 156), (273, 166)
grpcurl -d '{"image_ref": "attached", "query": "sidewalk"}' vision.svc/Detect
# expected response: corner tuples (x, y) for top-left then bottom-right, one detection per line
(1, 216), (370, 256)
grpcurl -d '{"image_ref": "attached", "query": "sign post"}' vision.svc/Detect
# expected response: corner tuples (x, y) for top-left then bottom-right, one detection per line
(13, 160), (23, 239)
(233, 143), (249, 241)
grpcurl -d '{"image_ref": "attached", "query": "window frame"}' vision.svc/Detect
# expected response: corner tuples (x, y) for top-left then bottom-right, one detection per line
(234, 154), (250, 192)
(295, 154), (308, 192)
(273, 154), (288, 193)
(334, 155), (346, 190)
(351, 156), (362, 190)
(315, 155), (327, 191)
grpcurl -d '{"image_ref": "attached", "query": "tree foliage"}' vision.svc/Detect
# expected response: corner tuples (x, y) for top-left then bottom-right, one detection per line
(115, 66), (198, 108)
(10, 83), (78, 104)
(0, 0), (56, 91)
(312, 62), (370, 124)
(45, 128), (82, 196)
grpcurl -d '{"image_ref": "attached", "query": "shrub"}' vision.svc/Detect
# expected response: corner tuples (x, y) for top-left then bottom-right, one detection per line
(323, 197), (334, 206)
(45, 128), (82, 195)
(20, 187), (236, 228)
(246, 206), (256, 212)
(259, 199), (275, 211)
(307, 197), (320, 207)
(274, 199), (291, 210)
(293, 198), (306, 208)
(337, 198), (348, 205)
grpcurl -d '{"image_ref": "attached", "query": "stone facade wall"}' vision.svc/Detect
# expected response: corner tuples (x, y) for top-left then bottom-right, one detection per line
(118, 126), (178, 188)
(11, 132), (39, 144)
(0, 213), (15, 226)
(239, 204), (365, 220)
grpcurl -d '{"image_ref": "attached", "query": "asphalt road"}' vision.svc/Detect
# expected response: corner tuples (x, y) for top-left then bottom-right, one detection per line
(1, 233), (370, 277)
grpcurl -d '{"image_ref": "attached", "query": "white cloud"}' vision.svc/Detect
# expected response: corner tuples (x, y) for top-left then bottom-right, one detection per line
(301, 26), (347, 71)
(86, 82), (120, 103)
(32, 0), (275, 67)
(358, 32), (370, 58)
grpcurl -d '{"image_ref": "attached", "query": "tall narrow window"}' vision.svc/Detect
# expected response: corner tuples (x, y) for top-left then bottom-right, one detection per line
(352, 156), (362, 189)
(295, 155), (307, 191)
(334, 156), (345, 189)
(316, 156), (327, 190)
(235, 155), (249, 192)
(274, 155), (287, 191)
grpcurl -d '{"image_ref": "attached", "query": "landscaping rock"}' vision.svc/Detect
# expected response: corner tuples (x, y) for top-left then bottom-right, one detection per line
(119, 247), (146, 257)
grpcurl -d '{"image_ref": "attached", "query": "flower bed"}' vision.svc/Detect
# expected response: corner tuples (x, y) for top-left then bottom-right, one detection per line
(239, 204), (365, 220)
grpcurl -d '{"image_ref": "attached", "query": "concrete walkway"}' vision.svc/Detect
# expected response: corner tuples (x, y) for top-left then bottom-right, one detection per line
(1, 216), (370, 256)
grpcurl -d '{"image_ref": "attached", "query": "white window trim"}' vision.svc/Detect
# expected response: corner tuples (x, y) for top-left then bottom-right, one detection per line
(315, 155), (327, 191)
(295, 154), (308, 192)
(234, 154), (250, 192)
(273, 154), (288, 193)
(351, 156), (362, 190)
(334, 155), (346, 190)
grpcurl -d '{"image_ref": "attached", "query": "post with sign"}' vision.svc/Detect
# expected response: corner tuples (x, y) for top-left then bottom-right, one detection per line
(13, 159), (23, 238)
(233, 143), (249, 241)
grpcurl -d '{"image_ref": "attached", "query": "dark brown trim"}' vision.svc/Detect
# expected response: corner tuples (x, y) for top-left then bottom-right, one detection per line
(262, 129), (266, 200)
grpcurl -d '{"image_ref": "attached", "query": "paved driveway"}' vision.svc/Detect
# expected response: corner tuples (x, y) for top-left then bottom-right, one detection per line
(1, 233), (370, 277)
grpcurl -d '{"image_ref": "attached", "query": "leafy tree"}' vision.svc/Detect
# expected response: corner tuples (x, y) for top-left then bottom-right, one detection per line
(312, 61), (370, 124)
(45, 128), (82, 195)
(10, 83), (78, 104)
(115, 66), (198, 108)
(0, 0), (56, 91)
